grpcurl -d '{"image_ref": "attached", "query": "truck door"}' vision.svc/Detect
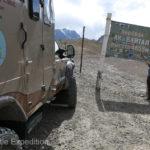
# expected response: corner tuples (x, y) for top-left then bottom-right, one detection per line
(42, 0), (55, 93)
(23, 0), (44, 109)
(0, 1), (26, 94)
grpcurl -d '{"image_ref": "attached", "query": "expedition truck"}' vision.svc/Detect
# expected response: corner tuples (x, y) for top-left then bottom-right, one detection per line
(0, 0), (77, 149)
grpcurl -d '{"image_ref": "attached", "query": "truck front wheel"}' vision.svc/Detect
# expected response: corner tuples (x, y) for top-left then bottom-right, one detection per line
(54, 68), (77, 108)
(0, 127), (22, 150)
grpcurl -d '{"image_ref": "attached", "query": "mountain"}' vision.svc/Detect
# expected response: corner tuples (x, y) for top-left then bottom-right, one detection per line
(97, 35), (104, 43)
(55, 28), (81, 40)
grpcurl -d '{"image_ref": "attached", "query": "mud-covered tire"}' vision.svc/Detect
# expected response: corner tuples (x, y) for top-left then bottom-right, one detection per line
(0, 127), (22, 150)
(65, 74), (77, 108)
(54, 68), (77, 108)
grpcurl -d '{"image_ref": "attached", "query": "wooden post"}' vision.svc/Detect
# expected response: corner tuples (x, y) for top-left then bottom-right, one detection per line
(65, 42), (67, 49)
(80, 26), (85, 73)
(96, 13), (112, 89)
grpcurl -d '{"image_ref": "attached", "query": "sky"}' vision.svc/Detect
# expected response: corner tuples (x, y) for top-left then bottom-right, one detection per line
(53, 0), (150, 40)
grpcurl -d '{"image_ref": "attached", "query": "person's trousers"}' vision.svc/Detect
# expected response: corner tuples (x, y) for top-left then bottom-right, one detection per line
(147, 76), (150, 99)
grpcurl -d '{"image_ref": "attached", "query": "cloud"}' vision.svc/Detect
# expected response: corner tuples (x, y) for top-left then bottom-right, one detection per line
(54, 0), (105, 39)
(86, 23), (105, 40)
(104, 0), (150, 27)
(53, 0), (150, 39)
(65, 0), (81, 5)
(55, 15), (83, 32)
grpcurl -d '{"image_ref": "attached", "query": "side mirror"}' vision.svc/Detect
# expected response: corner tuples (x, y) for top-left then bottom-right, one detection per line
(67, 45), (75, 58)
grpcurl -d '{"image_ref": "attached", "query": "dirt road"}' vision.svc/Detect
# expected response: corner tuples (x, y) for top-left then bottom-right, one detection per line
(27, 40), (150, 150)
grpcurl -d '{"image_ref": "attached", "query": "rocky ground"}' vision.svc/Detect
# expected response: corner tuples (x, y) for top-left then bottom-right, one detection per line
(26, 40), (150, 150)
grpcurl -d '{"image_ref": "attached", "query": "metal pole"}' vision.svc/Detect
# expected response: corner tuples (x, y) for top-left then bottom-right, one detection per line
(80, 26), (85, 73)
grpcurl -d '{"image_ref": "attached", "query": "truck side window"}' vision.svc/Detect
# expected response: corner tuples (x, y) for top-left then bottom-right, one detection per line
(29, 0), (40, 21)
(44, 0), (55, 26)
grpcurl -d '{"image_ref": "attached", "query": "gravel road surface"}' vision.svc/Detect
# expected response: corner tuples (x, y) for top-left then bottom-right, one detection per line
(26, 40), (150, 150)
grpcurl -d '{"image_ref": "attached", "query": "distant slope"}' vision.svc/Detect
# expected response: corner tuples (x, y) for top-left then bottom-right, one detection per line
(55, 28), (81, 40)
(97, 35), (104, 43)
(57, 39), (101, 55)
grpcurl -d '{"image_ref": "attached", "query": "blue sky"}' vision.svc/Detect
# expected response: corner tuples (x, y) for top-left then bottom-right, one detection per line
(54, 0), (150, 40)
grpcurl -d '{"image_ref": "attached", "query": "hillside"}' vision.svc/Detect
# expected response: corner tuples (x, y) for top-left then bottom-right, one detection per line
(57, 39), (102, 54)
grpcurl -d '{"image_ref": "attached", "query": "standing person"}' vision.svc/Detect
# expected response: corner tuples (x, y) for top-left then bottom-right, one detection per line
(140, 52), (150, 100)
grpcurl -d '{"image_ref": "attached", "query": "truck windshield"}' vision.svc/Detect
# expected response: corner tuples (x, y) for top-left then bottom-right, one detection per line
(44, 0), (55, 25)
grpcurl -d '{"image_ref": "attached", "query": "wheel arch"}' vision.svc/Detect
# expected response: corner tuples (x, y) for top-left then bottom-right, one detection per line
(0, 96), (28, 122)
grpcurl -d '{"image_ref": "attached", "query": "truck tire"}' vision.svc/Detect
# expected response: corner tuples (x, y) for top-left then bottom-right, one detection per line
(0, 127), (22, 150)
(54, 69), (77, 108)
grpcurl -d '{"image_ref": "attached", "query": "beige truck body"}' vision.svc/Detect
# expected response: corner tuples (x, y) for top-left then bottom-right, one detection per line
(0, 0), (70, 120)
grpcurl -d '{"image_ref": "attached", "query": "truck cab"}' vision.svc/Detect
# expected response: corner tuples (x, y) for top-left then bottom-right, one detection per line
(0, 0), (76, 149)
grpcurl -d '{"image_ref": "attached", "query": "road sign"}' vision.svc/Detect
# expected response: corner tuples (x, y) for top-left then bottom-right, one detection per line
(107, 21), (150, 61)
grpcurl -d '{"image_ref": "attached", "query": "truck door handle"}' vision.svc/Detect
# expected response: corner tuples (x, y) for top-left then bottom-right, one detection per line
(20, 22), (27, 49)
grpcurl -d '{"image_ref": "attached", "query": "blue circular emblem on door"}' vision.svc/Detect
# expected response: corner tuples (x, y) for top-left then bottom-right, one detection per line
(0, 30), (6, 66)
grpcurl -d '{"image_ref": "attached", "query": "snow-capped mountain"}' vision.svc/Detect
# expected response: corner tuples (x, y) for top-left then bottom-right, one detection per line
(55, 28), (81, 40)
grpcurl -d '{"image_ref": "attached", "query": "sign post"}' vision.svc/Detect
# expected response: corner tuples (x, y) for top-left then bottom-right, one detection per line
(96, 13), (112, 89)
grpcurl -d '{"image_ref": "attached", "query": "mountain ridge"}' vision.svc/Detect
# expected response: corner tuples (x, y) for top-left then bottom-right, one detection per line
(55, 28), (81, 40)
(97, 35), (104, 43)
